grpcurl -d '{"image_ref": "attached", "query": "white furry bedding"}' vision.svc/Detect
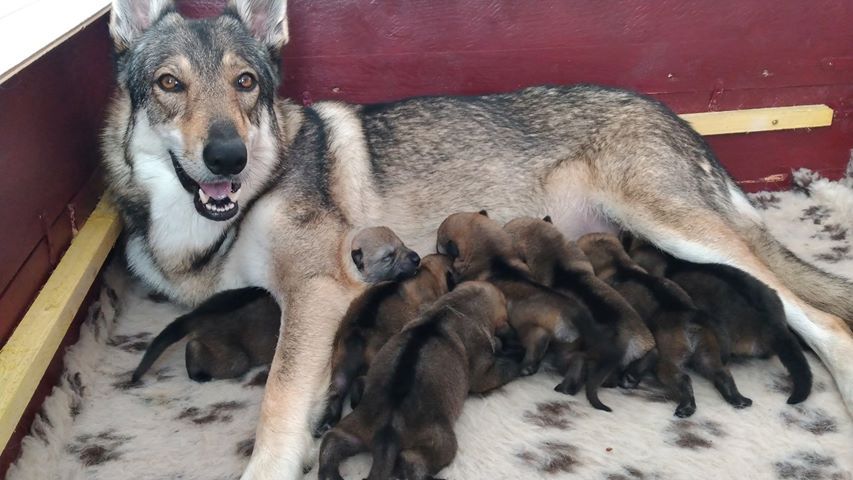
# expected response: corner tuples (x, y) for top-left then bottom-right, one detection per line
(7, 167), (853, 480)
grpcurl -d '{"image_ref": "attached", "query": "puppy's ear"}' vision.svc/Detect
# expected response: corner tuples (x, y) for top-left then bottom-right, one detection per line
(445, 240), (459, 259)
(351, 248), (364, 271)
(478, 209), (489, 217)
(618, 230), (635, 251)
(227, 0), (289, 50)
(445, 271), (457, 291)
(542, 215), (552, 224)
(110, 0), (175, 52)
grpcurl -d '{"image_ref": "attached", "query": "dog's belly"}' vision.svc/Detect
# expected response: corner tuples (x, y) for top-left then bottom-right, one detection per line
(371, 184), (616, 255)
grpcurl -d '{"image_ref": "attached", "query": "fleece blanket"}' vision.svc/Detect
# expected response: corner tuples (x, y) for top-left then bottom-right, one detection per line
(7, 166), (853, 480)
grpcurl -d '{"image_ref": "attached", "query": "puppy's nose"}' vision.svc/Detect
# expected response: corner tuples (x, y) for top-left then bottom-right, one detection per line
(408, 251), (421, 266)
(203, 121), (247, 175)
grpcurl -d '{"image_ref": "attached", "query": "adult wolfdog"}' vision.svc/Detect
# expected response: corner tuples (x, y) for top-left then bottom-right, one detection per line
(103, 0), (853, 478)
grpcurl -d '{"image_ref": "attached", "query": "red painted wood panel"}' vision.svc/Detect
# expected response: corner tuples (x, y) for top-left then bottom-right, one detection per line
(0, 18), (112, 340)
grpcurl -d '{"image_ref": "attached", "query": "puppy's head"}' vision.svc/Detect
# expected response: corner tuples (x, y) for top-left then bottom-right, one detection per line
(416, 253), (457, 295)
(436, 211), (527, 281)
(351, 226), (420, 283)
(620, 232), (670, 276)
(454, 281), (511, 336)
(576, 232), (639, 279)
(503, 216), (594, 280)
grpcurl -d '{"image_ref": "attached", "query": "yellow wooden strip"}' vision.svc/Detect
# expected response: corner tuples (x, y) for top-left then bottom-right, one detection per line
(681, 104), (833, 136)
(0, 198), (121, 450)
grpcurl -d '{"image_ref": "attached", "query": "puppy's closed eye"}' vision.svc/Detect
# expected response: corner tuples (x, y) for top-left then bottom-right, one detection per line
(351, 248), (364, 270)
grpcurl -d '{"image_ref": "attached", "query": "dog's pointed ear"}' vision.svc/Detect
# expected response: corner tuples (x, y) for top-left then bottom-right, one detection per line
(478, 209), (489, 217)
(542, 215), (552, 224)
(351, 248), (364, 271)
(110, 0), (175, 53)
(228, 0), (289, 50)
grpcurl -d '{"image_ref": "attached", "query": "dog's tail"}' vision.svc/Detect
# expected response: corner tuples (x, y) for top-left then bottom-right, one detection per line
(365, 424), (401, 480)
(738, 222), (853, 326)
(132, 314), (194, 382)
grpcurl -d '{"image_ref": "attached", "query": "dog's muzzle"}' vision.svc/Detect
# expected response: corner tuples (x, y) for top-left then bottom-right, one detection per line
(170, 151), (242, 222)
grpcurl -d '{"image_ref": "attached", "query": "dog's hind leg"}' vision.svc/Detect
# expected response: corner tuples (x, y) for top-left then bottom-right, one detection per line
(602, 196), (853, 417)
(243, 277), (358, 480)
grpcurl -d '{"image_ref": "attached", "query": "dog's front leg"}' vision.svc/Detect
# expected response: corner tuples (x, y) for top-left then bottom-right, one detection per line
(242, 276), (354, 480)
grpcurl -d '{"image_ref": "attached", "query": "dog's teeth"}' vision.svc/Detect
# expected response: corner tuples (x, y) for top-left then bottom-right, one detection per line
(198, 188), (210, 204)
(226, 188), (241, 203)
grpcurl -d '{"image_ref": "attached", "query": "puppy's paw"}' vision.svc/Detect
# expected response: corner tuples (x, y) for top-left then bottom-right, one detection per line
(553, 380), (581, 396)
(674, 403), (696, 418)
(520, 363), (540, 377)
(730, 395), (753, 409)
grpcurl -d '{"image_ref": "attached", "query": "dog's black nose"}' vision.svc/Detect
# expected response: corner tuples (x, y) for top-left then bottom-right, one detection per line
(408, 251), (421, 266)
(203, 121), (247, 175)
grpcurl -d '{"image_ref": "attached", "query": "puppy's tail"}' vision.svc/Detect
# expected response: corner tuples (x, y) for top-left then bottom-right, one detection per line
(365, 424), (401, 480)
(772, 331), (813, 404)
(739, 222), (853, 327)
(584, 348), (620, 412)
(131, 314), (194, 382)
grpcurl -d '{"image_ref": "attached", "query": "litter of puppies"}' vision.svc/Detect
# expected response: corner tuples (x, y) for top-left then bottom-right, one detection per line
(135, 212), (813, 480)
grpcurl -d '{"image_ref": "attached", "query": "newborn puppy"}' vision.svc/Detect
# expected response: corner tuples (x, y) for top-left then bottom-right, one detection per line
(131, 287), (278, 383)
(314, 254), (455, 436)
(578, 233), (751, 417)
(318, 282), (521, 480)
(624, 235), (812, 404)
(437, 211), (622, 411)
(132, 226), (419, 383)
(352, 226), (422, 283)
(503, 216), (654, 368)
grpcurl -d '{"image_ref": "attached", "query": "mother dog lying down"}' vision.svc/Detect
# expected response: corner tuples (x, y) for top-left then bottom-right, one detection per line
(103, 1), (853, 478)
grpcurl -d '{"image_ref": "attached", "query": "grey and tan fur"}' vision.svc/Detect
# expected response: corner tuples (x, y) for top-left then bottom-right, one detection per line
(317, 282), (521, 480)
(103, 1), (853, 476)
(624, 234), (812, 404)
(578, 233), (752, 417)
(315, 253), (454, 437)
(131, 226), (418, 383)
(437, 211), (622, 411)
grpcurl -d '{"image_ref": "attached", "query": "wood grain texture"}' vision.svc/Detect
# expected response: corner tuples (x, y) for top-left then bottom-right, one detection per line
(682, 105), (833, 136)
(0, 199), (120, 451)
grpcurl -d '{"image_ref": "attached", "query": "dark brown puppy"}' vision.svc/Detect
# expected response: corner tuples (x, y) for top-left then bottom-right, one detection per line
(133, 226), (420, 383)
(624, 235), (812, 404)
(314, 253), (455, 436)
(578, 233), (752, 417)
(436, 211), (622, 411)
(503, 216), (654, 368)
(318, 281), (521, 480)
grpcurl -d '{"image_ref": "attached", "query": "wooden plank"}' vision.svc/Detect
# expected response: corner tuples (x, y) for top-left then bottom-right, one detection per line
(681, 104), (833, 136)
(0, 198), (120, 450)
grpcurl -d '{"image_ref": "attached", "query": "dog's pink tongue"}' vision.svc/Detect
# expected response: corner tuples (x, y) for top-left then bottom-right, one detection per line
(199, 182), (231, 200)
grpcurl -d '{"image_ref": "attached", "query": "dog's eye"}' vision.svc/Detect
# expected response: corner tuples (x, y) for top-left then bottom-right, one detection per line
(236, 73), (256, 91)
(157, 74), (183, 92)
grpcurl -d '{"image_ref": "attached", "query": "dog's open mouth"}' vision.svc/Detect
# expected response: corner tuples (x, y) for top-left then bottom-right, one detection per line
(170, 152), (242, 221)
